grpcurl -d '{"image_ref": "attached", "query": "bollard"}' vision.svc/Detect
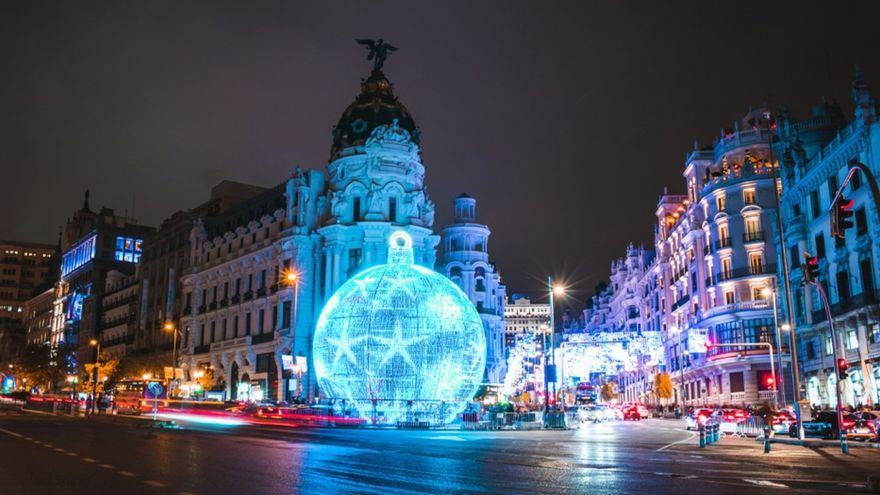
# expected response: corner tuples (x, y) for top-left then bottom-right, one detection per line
(763, 424), (771, 454)
(699, 425), (706, 448)
(841, 432), (849, 455)
(712, 424), (719, 443)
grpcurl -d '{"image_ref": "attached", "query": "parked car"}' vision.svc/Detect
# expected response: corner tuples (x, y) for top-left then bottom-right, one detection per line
(769, 410), (795, 434)
(789, 411), (875, 440)
(684, 408), (715, 430)
(623, 404), (649, 421)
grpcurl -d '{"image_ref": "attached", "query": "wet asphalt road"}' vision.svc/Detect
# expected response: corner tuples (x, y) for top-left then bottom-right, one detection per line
(1, 406), (878, 495)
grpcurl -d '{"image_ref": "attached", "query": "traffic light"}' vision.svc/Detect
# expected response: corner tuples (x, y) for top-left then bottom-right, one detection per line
(831, 195), (855, 239)
(837, 358), (849, 380)
(803, 253), (820, 284)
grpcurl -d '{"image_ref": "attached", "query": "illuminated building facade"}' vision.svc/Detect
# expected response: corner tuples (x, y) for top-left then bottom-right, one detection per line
(99, 271), (140, 358)
(52, 191), (154, 369)
(179, 55), (508, 404)
(776, 67), (880, 408)
(504, 296), (550, 342)
(440, 194), (507, 385)
(0, 240), (55, 324)
(657, 109), (781, 408)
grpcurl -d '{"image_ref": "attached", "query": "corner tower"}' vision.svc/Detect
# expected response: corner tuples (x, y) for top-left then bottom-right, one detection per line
(440, 194), (507, 386)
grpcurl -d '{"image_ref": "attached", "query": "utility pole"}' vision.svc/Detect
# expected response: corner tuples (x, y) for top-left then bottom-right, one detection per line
(758, 112), (804, 439)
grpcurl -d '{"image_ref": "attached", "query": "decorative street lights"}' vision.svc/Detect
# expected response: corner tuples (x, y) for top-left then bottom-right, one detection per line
(544, 278), (565, 412)
(89, 339), (101, 414)
(163, 321), (183, 397)
(280, 268), (301, 402)
(762, 287), (788, 408)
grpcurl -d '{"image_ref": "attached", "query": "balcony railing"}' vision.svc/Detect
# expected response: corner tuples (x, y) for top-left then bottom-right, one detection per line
(714, 237), (733, 250)
(251, 331), (275, 345)
(670, 294), (691, 311)
(714, 264), (777, 282)
(743, 231), (764, 243)
(811, 291), (878, 322)
(243, 291), (253, 301)
(256, 287), (267, 297)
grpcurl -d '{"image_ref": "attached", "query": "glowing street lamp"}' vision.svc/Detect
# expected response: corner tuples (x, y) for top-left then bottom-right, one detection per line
(545, 278), (567, 413)
(163, 321), (182, 397)
(142, 372), (153, 381)
(282, 267), (301, 401)
(761, 286), (787, 409)
(88, 339), (101, 412)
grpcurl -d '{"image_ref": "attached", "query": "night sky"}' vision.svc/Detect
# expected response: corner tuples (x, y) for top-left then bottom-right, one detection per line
(3, 1), (880, 310)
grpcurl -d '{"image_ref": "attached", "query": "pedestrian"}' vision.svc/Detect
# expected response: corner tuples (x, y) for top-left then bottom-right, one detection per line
(86, 394), (94, 415)
(97, 394), (108, 415)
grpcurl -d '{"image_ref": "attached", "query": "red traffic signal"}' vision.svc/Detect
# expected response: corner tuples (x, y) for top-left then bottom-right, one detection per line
(803, 253), (820, 283)
(764, 376), (775, 387)
(831, 196), (855, 239)
(837, 358), (850, 380)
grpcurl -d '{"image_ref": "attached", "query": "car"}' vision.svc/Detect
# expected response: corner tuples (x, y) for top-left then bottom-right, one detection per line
(684, 408), (715, 430)
(623, 404), (649, 421)
(789, 411), (875, 440)
(769, 410), (795, 434)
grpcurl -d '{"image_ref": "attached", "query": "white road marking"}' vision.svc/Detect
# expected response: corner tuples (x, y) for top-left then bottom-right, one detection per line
(656, 430), (697, 451)
(143, 480), (166, 488)
(425, 435), (467, 441)
(117, 470), (136, 477)
(66, 452), (78, 457)
(0, 428), (24, 438)
(53, 448), (66, 453)
(99, 463), (115, 469)
(82, 457), (97, 463)
(743, 479), (789, 488)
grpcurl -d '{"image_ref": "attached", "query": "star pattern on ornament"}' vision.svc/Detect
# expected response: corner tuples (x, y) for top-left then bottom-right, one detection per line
(326, 324), (369, 369)
(372, 320), (427, 370)
(381, 269), (417, 298)
(350, 275), (378, 298)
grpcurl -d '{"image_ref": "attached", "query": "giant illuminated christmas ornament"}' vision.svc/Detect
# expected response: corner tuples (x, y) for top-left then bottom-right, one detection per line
(313, 231), (486, 424)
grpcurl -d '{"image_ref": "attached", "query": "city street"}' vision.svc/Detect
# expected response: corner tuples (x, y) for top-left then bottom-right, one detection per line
(1, 407), (878, 494)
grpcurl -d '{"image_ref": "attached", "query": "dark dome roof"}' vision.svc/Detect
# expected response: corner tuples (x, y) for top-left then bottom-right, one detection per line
(331, 69), (419, 158)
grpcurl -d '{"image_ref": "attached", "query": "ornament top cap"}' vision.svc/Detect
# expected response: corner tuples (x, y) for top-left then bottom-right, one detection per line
(389, 231), (414, 265)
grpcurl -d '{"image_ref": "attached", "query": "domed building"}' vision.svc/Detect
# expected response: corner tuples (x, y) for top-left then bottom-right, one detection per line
(313, 232), (486, 424)
(179, 43), (506, 405)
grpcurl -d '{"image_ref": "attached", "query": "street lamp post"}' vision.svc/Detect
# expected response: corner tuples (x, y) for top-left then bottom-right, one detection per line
(163, 322), (181, 397)
(282, 268), (300, 402)
(88, 339), (101, 415)
(758, 112), (803, 439)
(545, 278), (565, 413)
(762, 287), (787, 408)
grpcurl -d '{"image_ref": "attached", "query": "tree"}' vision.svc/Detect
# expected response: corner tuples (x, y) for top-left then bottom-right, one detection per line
(84, 357), (119, 393)
(600, 381), (618, 402)
(15, 343), (76, 393)
(654, 372), (674, 404)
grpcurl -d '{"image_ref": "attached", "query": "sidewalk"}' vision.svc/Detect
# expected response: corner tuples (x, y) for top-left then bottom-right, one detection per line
(770, 436), (880, 449)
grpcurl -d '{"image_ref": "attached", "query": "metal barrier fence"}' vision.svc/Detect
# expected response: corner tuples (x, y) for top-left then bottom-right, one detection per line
(733, 416), (768, 438)
(458, 411), (570, 430)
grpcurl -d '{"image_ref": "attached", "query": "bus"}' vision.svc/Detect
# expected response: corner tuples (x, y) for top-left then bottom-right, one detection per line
(112, 378), (168, 414)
